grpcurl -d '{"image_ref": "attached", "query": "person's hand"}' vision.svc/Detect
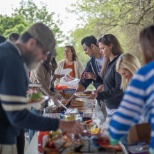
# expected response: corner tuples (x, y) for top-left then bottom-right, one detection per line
(89, 91), (98, 99)
(96, 85), (104, 92)
(59, 120), (83, 134)
(50, 94), (63, 107)
(27, 88), (36, 93)
(82, 72), (96, 80)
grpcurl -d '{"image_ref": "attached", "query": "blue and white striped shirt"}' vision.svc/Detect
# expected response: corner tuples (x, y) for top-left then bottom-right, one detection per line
(108, 61), (154, 153)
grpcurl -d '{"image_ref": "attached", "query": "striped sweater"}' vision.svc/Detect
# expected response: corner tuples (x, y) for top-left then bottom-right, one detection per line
(108, 61), (154, 154)
(0, 41), (59, 144)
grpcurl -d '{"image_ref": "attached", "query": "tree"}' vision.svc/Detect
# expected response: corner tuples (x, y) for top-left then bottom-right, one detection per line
(68, 0), (154, 63)
(13, 0), (68, 61)
(0, 15), (28, 38)
(13, 0), (65, 44)
(0, 0), (67, 61)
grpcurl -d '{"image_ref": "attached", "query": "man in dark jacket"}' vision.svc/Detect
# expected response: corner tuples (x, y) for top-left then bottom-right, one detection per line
(67, 35), (107, 118)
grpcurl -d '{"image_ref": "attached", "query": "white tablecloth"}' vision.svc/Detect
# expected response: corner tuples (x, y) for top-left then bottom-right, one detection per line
(25, 132), (38, 154)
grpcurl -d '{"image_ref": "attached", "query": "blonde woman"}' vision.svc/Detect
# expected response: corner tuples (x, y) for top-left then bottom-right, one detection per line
(108, 24), (154, 153)
(116, 53), (141, 91)
(115, 53), (141, 147)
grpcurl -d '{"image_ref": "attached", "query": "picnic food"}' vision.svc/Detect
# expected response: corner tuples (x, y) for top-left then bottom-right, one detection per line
(97, 137), (122, 151)
(83, 91), (92, 94)
(27, 91), (43, 103)
(84, 119), (93, 125)
(91, 126), (101, 135)
(75, 91), (91, 97)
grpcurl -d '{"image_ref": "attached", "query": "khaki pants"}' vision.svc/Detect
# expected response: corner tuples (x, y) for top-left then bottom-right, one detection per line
(0, 144), (17, 154)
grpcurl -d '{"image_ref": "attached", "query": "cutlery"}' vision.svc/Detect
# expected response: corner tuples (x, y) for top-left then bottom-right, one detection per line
(55, 100), (68, 110)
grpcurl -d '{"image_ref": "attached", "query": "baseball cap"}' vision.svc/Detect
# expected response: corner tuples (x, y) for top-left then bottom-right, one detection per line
(27, 22), (56, 56)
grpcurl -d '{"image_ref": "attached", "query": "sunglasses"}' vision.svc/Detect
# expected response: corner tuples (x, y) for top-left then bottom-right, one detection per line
(102, 35), (112, 44)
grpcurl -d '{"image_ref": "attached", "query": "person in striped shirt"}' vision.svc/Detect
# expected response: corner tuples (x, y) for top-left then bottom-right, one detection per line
(108, 24), (154, 154)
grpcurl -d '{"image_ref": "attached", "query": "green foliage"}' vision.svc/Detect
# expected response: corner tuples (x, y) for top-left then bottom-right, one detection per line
(68, 0), (154, 64)
(13, 0), (65, 44)
(55, 47), (64, 63)
(0, 0), (66, 61)
(0, 15), (27, 37)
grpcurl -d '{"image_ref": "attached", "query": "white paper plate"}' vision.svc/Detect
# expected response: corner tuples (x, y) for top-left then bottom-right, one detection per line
(28, 83), (41, 88)
(27, 96), (49, 109)
(75, 92), (91, 99)
(58, 68), (72, 76)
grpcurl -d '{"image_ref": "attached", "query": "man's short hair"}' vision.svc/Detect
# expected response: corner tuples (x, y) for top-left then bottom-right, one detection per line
(0, 35), (6, 43)
(81, 35), (97, 47)
(9, 33), (20, 41)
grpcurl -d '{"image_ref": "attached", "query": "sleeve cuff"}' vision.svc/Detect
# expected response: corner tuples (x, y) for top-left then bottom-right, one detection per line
(109, 136), (120, 145)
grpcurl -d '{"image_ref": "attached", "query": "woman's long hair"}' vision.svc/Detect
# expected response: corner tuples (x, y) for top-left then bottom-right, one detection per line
(98, 34), (123, 77)
(139, 25), (154, 64)
(116, 53), (141, 91)
(65, 45), (78, 61)
(43, 54), (57, 75)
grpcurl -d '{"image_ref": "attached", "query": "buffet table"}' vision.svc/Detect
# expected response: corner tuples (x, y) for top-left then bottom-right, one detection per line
(26, 101), (105, 154)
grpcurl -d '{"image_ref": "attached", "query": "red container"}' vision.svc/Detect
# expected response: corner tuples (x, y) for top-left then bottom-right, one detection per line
(38, 131), (49, 153)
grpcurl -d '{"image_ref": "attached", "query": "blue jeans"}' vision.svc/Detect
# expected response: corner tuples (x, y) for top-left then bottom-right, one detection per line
(29, 107), (42, 143)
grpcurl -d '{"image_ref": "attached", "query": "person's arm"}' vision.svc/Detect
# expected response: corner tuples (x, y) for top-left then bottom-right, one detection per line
(1, 59), (83, 134)
(97, 70), (123, 100)
(78, 60), (85, 78)
(59, 120), (83, 134)
(66, 60), (98, 105)
(33, 64), (54, 99)
(108, 72), (145, 145)
(1, 60), (59, 131)
(65, 83), (86, 106)
(78, 60), (94, 89)
(54, 61), (64, 85)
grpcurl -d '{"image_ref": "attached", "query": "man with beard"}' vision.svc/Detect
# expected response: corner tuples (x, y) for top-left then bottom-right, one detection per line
(8, 32), (25, 154)
(0, 23), (83, 154)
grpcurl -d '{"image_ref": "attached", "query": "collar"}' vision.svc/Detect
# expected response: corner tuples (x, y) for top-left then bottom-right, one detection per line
(110, 55), (119, 62)
(7, 40), (22, 57)
(108, 54), (120, 66)
(7, 40), (29, 73)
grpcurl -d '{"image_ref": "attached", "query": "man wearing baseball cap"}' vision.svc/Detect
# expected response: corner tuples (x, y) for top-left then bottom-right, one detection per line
(0, 23), (83, 154)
